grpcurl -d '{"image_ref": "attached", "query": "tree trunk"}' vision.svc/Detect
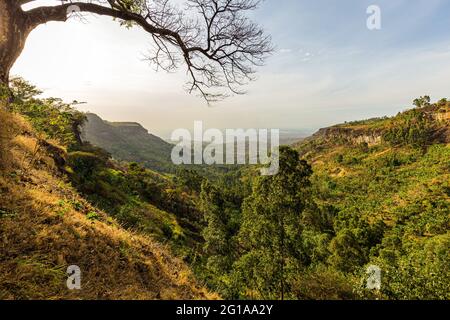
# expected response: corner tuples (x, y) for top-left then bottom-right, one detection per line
(0, 0), (31, 87)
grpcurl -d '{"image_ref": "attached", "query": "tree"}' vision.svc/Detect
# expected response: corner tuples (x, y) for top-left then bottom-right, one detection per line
(413, 95), (431, 108)
(9, 77), (87, 147)
(200, 181), (229, 262)
(328, 228), (366, 273)
(0, 0), (272, 102)
(234, 146), (313, 299)
(199, 180), (240, 296)
(175, 168), (204, 193)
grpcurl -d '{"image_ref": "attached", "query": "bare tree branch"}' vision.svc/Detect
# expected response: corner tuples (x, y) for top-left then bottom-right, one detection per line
(23, 0), (273, 103)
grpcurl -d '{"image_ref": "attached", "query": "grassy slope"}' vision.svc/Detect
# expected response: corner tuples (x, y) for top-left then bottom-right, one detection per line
(0, 109), (213, 299)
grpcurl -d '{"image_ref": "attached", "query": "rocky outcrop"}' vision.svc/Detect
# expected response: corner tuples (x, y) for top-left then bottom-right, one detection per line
(313, 126), (383, 146)
(310, 106), (449, 146)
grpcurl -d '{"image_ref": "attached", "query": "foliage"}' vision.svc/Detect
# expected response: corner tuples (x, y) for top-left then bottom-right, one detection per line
(9, 78), (86, 149)
(294, 99), (449, 299)
(382, 108), (434, 148)
(413, 95), (431, 108)
(232, 147), (313, 299)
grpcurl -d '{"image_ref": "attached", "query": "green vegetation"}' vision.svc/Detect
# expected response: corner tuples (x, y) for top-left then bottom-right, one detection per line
(1, 78), (448, 300)
(9, 77), (86, 149)
(382, 108), (435, 148)
(0, 80), (212, 299)
(234, 147), (313, 299)
(193, 98), (449, 300)
(294, 99), (449, 299)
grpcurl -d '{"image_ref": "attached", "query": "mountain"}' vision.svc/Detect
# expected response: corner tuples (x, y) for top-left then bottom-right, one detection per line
(80, 113), (311, 173)
(296, 103), (449, 149)
(81, 113), (174, 172)
(293, 100), (449, 225)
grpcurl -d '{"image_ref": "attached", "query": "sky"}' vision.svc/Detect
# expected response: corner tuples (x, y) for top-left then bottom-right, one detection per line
(12, 0), (450, 139)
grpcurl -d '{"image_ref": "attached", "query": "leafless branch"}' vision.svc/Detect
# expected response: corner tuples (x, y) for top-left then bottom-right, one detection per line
(23, 0), (273, 103)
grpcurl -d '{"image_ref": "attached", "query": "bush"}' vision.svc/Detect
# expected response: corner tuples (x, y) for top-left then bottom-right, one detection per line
(383, 109), (434, 148)
(67, 151), (106, 179)
(9, 78), (86, 149)
(375, 233), (450, 299)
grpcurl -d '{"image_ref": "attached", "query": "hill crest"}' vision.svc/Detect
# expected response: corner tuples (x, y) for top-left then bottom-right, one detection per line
(81, 113), (173, 172)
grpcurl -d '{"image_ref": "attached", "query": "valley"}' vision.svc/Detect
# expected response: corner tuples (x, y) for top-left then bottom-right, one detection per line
(1, 79), (448, 300)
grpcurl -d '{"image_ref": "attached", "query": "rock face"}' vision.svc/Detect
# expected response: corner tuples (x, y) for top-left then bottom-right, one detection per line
(81, 113), (174, 172)
(313, 127), (383, 146)
(309, 106), (449, 146)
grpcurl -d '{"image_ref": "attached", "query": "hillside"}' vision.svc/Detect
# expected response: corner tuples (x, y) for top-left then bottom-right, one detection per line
(292, 99), (449, 299)
(0, 84), (212, 299)
(81, 113), (174, 172)
(298, 101), (449, 149)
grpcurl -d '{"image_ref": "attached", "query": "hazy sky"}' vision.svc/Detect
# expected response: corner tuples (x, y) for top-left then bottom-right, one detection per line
(12, 0), (450, 138)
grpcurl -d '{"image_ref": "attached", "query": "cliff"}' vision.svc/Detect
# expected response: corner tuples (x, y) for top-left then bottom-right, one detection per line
(303, 102), (449, 148)
(81, 113), (174, 172)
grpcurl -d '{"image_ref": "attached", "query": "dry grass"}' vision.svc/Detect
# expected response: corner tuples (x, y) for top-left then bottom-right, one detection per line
(0, 108), (32, 170)
(0, 110), (215, 300)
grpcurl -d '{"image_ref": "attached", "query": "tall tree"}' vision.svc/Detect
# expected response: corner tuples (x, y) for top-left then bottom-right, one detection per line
(199, 180), (241, 297)
(0, 0), (272, 102)
(234, 146), (313, 299)
(200, 181), (231, 272)
(200, 181), (239, 275)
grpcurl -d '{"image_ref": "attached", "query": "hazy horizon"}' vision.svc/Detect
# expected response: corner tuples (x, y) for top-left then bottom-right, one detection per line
(12, 0), (450, 138)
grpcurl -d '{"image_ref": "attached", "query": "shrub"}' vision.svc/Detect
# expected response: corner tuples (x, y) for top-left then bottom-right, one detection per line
(67, 151), (106, 179)
(86, 211), (100, 221)
(382, 109), (434, 148)
(9, 78), (86, 149)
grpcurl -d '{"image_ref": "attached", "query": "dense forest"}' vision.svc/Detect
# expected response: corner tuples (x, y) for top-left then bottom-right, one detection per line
(1, 79), (448, 299)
